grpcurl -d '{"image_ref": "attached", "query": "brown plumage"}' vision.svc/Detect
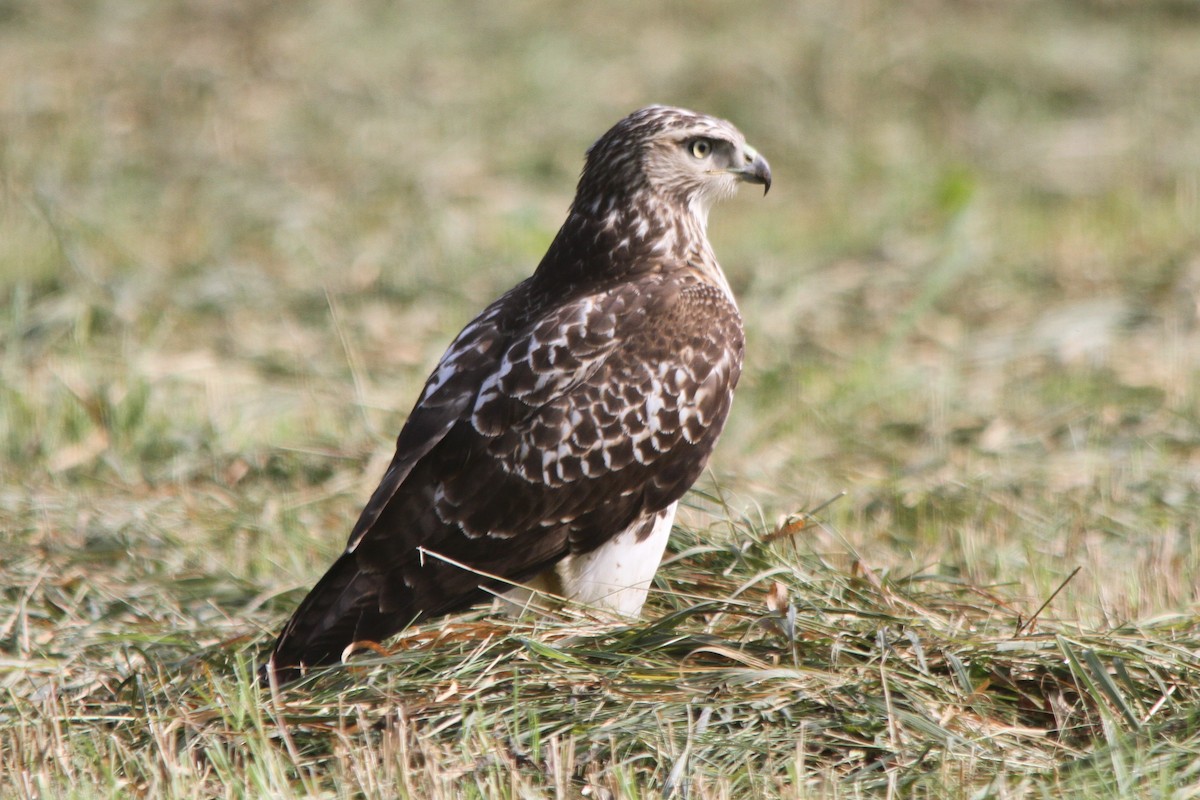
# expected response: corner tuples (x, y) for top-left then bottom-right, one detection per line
(264, 106), (770, 684)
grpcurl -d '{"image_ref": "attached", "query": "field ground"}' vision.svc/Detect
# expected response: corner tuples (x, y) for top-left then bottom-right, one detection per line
(3, 1), (1200, 797)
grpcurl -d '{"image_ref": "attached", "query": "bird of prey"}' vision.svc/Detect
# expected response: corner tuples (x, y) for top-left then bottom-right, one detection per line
(264, 105), (770, 683)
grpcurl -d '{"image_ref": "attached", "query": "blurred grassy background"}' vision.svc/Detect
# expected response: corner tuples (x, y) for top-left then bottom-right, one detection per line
(5, 0), (1198, 619)
(2, 0), (1199, 717)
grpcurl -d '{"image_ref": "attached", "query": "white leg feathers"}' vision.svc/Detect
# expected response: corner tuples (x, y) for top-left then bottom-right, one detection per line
(498, 503), (678, 617)
(556, 502), (677, 617)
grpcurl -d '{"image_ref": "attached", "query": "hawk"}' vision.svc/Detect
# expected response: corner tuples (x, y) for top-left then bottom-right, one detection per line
(265, 105), (770, 683)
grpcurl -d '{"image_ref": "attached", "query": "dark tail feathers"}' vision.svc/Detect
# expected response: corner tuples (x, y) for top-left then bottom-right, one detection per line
(261, 553), (401, 686)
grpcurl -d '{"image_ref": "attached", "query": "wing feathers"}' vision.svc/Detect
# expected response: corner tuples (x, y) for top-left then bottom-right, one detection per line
(268, 273), (743, 678)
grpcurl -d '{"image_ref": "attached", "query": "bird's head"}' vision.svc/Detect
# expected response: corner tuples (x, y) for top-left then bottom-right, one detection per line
(576, 105), (771, 225)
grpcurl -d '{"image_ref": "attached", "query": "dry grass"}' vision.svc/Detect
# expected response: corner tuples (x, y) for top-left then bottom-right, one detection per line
(3, 0), (1200, 797)
(10, 505), (1200, 797)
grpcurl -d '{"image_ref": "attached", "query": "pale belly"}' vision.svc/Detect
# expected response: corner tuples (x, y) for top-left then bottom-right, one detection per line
(498, 502), (678, 617)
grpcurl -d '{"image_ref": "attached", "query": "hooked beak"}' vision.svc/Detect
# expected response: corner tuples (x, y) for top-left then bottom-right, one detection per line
(731, 144), (772, 195)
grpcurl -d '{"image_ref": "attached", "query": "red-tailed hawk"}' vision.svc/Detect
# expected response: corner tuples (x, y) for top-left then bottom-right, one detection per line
(265, 106), (770, 683)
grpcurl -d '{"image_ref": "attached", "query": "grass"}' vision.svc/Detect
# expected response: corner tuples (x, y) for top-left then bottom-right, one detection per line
(3, 0), (1200, 796)
(9, 508), (1200, 797)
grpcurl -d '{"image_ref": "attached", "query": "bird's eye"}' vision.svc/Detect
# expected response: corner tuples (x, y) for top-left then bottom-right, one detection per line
(688, 139), (713, 159)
